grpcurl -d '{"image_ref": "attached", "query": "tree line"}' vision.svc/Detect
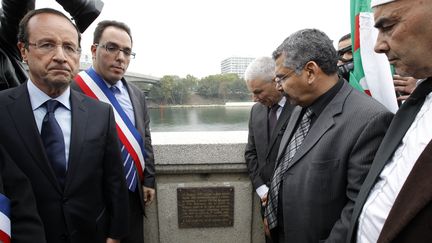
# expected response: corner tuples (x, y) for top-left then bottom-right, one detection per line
(147, 73), (250, 105)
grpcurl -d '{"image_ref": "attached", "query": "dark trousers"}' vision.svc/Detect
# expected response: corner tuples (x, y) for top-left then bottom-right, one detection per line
(122, 189), (144, 243)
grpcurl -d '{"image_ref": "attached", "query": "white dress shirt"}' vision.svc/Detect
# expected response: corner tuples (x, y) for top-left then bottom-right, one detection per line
(106, 80), (135, 125)
(357, 92), (432, 243)
(27, 80), (72, 167)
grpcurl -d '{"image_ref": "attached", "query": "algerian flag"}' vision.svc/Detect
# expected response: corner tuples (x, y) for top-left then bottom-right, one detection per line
(350, 0), (398, 113)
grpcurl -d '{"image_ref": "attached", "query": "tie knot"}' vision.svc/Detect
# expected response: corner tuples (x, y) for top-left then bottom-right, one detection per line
(110, 85), (120, 94)
(45, 100), (61, 113)
(270, 104), (280, 112)
(304, 108), (313, 119)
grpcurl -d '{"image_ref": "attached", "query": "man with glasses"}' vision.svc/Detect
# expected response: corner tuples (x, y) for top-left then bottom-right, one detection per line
(73, 20), (156, 243)
(263, 28), (393, 243)
(337, 34), (354, 82)
(0, 8), (129, 243)
(337, 33), (416, 104)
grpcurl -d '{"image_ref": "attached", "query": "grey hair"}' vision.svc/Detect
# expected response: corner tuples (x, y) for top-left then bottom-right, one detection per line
(244, 56), (275, 83)
(272, 29), (338, 75)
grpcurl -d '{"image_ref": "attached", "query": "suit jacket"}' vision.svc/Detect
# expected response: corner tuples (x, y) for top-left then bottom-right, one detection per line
(0, 144), (46, 243)
(275, 81), (393, 243)
(71, 78), (156, 214)
(347, 78), (432, 243)
(245, 100), (293, 191)
(0, 83), (129, 243)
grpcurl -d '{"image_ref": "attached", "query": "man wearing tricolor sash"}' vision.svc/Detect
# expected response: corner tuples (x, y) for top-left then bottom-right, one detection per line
(73, 20), (155, 243)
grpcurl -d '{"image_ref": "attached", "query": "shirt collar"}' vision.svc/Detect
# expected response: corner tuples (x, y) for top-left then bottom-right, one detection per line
(278, 96), (287, 108)
(309, 78), (344, 118)
(27, 79), (71, 111)
(90, 66), (124, 93)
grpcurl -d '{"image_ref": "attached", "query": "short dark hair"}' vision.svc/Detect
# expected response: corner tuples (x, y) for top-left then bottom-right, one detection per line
(339, 33), (351, 43)
(272, 28), (338, 75)
(18, 8), (81, 48)
(93, 20), (133, 45)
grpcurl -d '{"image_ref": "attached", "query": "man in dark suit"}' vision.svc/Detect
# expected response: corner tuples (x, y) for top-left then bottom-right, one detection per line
(244, 57), (293, 242)
(347, 0), (432, 242)
(0, 8), (129, 243)
(0, 144), (46, 243)
(263, 29), (393, 243)
(73, 20), (156, 243)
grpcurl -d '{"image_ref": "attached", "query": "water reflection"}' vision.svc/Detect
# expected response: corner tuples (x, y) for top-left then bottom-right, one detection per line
(148, 106), (252, 132)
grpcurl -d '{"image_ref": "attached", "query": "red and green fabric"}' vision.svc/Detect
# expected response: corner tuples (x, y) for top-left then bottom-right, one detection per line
(350, 0), (398, 113)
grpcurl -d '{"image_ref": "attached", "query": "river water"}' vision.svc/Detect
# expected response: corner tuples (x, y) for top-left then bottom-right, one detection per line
(148, 106), (252, 132)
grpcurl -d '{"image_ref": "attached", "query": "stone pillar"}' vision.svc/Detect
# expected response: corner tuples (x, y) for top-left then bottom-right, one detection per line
(143, 131), (265, 243)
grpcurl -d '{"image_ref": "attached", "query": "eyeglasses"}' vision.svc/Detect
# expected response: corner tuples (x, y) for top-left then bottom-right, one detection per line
(27, 42), (81, 57)
(274, 70), (296, 85)
(95, 43), (136, 59)
(338, 45), (353, 62)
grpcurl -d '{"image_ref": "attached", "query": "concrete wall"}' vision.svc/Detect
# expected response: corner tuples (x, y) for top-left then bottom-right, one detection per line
(143, 131), (265, 243)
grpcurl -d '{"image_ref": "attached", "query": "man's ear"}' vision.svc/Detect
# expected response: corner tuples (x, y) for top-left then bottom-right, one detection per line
(304, 61), (319, 85)
(90, 44), (97, 60)
(17, 42), (27, 63)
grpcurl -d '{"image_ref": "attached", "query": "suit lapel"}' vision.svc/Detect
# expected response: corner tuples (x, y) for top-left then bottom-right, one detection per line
(122, 79), (140, 126)
(378, 141), (432, 242)
(7, 84), (61, 191)
(276, 106), (301, 162)
(267, 103), (293, 158)
(286, 83), (351, 169)
(257, 105), (270, 148)
(64, 90), (87, 191)
(349, 79), (432, 240)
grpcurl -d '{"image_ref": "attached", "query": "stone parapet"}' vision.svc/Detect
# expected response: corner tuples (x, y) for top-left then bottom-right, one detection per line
(144, 131), (264, 243)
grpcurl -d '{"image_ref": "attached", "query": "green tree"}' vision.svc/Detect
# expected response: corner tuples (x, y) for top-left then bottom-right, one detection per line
(148, 75), (194, 105)
(197, 73), (248, 101)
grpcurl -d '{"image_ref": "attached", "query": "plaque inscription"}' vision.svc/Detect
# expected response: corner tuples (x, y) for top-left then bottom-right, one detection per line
(177, 187), (234, 228)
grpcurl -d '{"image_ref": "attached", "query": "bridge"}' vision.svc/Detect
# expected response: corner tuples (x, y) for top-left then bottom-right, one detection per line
(80, 61), (160, 85)
(124, 71), (160, 85)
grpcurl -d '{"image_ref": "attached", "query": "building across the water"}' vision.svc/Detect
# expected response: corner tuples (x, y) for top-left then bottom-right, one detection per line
(220, 56), (255, 78)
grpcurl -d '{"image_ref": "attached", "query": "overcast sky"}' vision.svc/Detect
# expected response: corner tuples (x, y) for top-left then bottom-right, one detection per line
(34, 0), (350, 78)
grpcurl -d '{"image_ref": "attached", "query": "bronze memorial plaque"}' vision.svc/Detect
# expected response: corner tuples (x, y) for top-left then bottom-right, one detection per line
(177, 187), (234, 228)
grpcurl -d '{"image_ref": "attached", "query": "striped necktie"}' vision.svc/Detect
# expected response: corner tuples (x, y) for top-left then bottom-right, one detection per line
(265, 108), (313, 229)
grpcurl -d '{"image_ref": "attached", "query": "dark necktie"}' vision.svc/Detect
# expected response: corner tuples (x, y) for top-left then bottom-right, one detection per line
(41, 100), (67, 187)
(268, 104), (280, 137)
(265, 108), (313, 230)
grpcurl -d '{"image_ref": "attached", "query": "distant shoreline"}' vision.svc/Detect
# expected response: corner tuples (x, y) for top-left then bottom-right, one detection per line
(148, 101), (255, 109)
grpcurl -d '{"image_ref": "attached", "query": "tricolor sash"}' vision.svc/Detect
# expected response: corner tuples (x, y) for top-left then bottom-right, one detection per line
(75, 68), (146, 184)
(0, 193), (10, 243)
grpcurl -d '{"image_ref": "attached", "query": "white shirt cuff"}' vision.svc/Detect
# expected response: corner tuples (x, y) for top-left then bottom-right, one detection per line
(256, 185), (269, 199)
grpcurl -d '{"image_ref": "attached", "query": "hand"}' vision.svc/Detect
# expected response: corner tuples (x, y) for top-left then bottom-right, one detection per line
(394, 74), (417, 101)
(261, 193), (268, 207)
(106, 238), (120, 243)
(263, 217), (271, 238)
(143, 186), (155, 206)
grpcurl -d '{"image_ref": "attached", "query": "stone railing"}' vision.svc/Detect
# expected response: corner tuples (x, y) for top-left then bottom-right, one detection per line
(143, 131), (264, 243)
